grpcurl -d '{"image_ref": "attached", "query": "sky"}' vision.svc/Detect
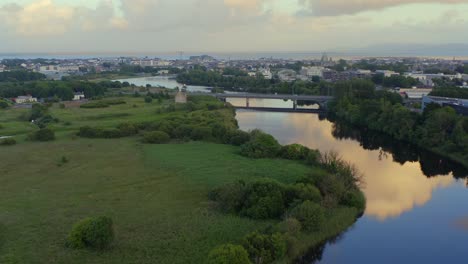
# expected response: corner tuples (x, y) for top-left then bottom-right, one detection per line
(1, 0), (468, 53)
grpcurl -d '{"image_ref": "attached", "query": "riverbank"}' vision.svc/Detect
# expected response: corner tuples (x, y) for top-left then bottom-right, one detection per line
(0, 95), (363, 263)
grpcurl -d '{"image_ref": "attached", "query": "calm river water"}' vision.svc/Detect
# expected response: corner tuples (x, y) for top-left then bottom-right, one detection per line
(122, 77), (468, 263)
(235, 110), (468, 264)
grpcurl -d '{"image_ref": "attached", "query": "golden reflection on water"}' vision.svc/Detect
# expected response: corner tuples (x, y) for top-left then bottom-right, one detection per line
(236, 111), (456, 221)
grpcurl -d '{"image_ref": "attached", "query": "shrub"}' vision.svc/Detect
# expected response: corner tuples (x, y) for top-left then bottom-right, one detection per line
(67, 216), (114, 250)
(241, 180), (286, 219)
(242, 232), (287, 264)
(173, 125), (193, 139)
(59, 103), (65, 109)
(101, 129), (123, 139)
(142, 131), (170, 144)
(209, 181), (247, 213)
(240, 130), (281, 159)
(305, 149), (321, 166)
(291, 183), (321, 203)
(80, 101), (109, 108)
(207, 244), (251, 264)
(279, 144), (310, 160)
(289, 201), (325, 232)
(144, 96), (153, 103)
(190, 126), (212, 141)
(103, 99), (126, 105)
(317, 174), (346, 206)
(78, 126), (104, 138)
(279, 218), (302, 235)
(0, 124), (3, 129)
(0, 100), (9, 109)
(28, 128), (55, 141)
(227, 130), (251, 146)
(117, 123), (138, 136)
(0, 138), (16, 146)
(341, 190), (366, 213)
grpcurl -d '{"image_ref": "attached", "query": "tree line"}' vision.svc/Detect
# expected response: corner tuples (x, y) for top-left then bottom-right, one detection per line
(0, 80), (117, 100)
(329, 79), (468, 167)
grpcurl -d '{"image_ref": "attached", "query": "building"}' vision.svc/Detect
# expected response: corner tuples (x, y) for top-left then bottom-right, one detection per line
(260, 68), (272, 79)
(399, 88), (433, 100)
(14, 95), (37, 104)
(422, 95), (468, 115)
(175, 91), (187, 103)
(73, 92), (85, 101)
(301, 66), (325, 78)
(277, 69), (297, 82)
(376, 70), (399, 77)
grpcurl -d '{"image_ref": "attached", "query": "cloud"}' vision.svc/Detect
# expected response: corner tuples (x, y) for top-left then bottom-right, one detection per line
(299, 0), (468, 16)
(0, 0), (124, 36)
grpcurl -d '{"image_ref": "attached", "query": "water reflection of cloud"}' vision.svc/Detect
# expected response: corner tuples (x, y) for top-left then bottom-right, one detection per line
(237, 111), (456, 221)
(455, 217), (468, 231)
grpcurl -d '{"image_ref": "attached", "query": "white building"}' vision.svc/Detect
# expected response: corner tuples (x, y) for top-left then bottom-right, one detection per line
(376, 70), (399, 77)
(278, 69), (297, 82)
(260, 68), (273, 79)
(15, 95), (37, 104)
(301, 66), (326, 77)
(73, 93), (85, 101)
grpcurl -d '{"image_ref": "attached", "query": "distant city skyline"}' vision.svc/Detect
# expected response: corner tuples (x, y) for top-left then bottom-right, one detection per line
(1, 0), (468, 53)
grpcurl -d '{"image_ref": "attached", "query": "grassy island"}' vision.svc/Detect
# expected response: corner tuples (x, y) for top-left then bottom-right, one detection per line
(0, 95), (364, 263)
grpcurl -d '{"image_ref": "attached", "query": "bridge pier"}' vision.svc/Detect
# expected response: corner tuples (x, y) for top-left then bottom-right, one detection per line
(293, 100), (297, 110)
(246, 98), (250, 108)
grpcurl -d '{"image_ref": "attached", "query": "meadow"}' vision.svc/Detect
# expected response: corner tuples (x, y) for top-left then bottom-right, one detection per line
(0, 96), (359, 263)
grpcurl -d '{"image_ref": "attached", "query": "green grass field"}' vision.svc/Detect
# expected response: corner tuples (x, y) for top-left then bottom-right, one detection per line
(0, 97), (358, 263)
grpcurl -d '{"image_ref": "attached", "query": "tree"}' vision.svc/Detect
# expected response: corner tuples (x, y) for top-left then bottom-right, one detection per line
(67, 216), (114, 250)
(289, 201), (325, 232)
(242, 232), (286, 264)
(207, 244), (251, 264)
(240, 130), (281, 159)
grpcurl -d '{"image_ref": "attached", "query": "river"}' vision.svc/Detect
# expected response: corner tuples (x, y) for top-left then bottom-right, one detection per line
(122, 77), (468, 263)
(235, 109), (468, 264)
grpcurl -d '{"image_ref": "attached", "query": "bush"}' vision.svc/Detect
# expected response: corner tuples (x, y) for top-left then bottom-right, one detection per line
(227, 130), (251, 146)
(279, 144), (310, 160)
(80, 101), (109, 108)
(341, 189), (366, 213)
(279, 218), (302, 235)
(291, 183), (321, 203)
(78, 126), (104, 138)
(117, 123), (138, 136)
(0, 138), (16, 146)
(207, 244), (251, 264)
(289, 201), (325, 232)
(241, 180), (287, 219)
(67, 216), (114, 250)
(28, 128), (55, 141)
(103, 99), (126, 105)
(173, 125), (193, 139)
(317, 174), (346, 207)
(142, 131), (170, 144)
(240, 130), (281, 159)
(144, 96), (153, 103)
(189, 126), (212, 141)
(0, 100), (9, 109)
(242, 232), (287, 264)
(101, 129), (123, 138)
(209, 181), (247, 213)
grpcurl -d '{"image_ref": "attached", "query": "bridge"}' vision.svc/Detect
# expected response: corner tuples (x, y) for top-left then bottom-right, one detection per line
(189, 92), (333, 112)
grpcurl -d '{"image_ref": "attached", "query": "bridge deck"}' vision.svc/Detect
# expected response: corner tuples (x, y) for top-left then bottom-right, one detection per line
(189, 92), (333, 101)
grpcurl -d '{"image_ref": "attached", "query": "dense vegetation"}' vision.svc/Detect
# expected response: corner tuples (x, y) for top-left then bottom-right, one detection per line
(329, 79), (468, 166)
(430, 86), (468, 99)
(0, 94), (364, 263)
(177, 69), (327, 95)
(0, 71), (46, 82)
(208, 129), (364, 263)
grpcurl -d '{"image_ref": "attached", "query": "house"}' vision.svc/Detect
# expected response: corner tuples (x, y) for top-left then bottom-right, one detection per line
(73, 92), (85, 101)
(301, 66), (326, 78)
(175, 91), (187, 103)
(158, 70), (170, 75)
(14, 95), (37, 104)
